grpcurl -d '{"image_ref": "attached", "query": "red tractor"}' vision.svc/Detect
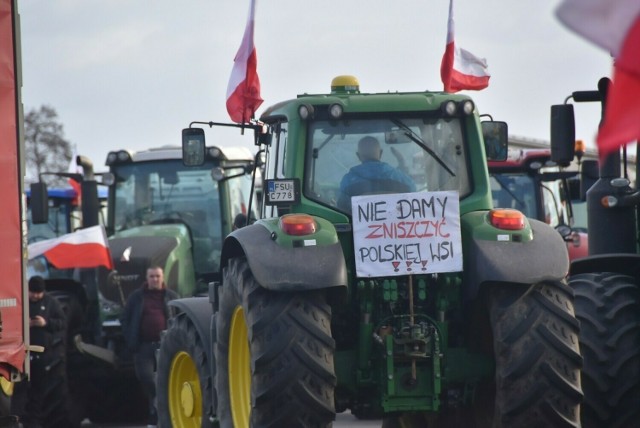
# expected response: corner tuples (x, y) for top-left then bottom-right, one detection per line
(488, 148), (589, 260)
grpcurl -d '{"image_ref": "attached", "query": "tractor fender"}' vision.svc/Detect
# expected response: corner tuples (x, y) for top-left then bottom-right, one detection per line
(221, 223), (348, 292)
(569, 253), (640, 278)
(167, 297), (214, 375)
(464, 218), (569, 301)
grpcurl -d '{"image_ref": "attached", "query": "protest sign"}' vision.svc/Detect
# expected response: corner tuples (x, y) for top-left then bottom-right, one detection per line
(352, 191), (462, 278)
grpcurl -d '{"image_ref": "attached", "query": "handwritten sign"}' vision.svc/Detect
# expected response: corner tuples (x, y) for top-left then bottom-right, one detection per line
(352, 191), (462, 278)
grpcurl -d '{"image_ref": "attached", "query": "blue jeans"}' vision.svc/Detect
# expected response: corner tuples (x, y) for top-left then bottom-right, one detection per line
(134, 341), (160, 424)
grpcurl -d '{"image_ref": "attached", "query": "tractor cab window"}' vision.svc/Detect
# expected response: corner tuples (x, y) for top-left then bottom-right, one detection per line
(540, 178), (567, 228)
(263, 121), (288, 218)
(490, 173), (537, 218)
(305, 117), (470, 213)
(26, 196), (74, 242)
(111, 160), (223, 273)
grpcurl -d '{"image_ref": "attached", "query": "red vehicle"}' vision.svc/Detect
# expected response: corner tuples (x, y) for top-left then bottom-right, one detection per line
(0, 0), (29, 422)
(488, 148), (588, 260)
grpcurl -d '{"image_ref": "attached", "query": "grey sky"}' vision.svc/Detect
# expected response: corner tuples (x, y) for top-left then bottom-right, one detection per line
(18, 0), (612, 176)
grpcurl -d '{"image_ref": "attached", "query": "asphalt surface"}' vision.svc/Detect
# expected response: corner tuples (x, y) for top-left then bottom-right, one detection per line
(80, 412), (382, 427)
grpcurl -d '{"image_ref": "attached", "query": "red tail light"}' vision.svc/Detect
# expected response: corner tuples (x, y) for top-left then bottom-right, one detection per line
(279, 214), (317, 236)
(488, 209), (525, 230)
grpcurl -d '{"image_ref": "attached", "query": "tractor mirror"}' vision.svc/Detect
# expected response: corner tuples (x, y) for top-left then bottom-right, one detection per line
(254, 124), (272, 147)
(182, 128), (206, 166)
(30, 182), (49, 224)
(482, 121), (508, 161)
(550, 104), (575, 167)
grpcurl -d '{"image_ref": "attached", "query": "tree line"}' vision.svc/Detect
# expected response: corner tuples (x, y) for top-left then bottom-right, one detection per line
(24, 105), (72, 187)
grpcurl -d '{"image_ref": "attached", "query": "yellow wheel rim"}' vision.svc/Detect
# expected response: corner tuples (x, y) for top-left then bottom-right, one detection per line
(0, 377), (13, 396)
(168, 350), (203, 427)
(229, 306), (251, 428)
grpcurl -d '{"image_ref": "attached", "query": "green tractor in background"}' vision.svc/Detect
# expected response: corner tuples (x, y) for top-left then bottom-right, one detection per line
(158, 76), (583, 427)
(31, 145), (258, 424)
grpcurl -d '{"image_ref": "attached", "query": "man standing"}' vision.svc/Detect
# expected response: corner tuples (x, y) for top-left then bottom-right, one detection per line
(11, 276), (66, 428)
(121, 266), (178, 428)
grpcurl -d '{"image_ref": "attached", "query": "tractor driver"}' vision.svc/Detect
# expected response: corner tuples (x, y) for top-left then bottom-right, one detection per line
(337, 136), (416, 211)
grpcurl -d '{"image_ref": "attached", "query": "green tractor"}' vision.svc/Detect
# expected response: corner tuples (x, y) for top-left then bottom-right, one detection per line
(158, 76), (583, 427)
(31, 145), (258, 424)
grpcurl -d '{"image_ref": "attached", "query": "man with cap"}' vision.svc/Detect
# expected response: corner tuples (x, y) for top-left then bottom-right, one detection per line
(11, 275), (66, 428)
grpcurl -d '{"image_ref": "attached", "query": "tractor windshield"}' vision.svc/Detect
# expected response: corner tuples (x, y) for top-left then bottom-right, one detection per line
(112, 160), (222, 233)
(109, 156), (255, 276)
(26, 195), (76, 243)
(490, 173), (537, 218)
(305, 117), (471, 213)
(490, 172), (567, 227)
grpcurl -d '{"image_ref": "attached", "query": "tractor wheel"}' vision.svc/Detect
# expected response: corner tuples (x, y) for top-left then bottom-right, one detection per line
(47, 291), (85, 427)
(84, 372), (148, 424)
(157, 312), (214, 428)
(0, 377), (12, 416)
(570, 272), (640, 428)
(216, 257), (336, 428)
(486, 280), (583, 428)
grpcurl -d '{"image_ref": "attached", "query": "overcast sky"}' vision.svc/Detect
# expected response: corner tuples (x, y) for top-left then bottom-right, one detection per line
(18, 0), (612, 175)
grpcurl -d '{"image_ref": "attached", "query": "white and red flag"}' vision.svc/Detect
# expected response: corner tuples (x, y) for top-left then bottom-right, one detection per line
(440, 0), (490, 93)
(28, 225), (113, 270)
(556, 0), (640, 157)
(226, 0), (263, 124)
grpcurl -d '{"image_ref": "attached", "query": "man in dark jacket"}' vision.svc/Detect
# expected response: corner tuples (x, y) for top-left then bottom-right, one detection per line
(11, 275), (66, 428)
(121, 266), (178, 428)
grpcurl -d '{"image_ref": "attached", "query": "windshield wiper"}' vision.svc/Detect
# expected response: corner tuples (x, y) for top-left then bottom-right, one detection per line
(391, 119), (455, 177)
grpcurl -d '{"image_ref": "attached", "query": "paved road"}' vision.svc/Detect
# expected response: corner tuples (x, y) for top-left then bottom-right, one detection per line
(81, 412), (382, 427)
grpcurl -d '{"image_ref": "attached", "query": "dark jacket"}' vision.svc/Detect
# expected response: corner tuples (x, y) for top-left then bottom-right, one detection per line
(121, 283), (179, 352)
(29, 293), (66, 356)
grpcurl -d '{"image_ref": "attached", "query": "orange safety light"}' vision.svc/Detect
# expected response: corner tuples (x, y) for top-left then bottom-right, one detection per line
(488, 209), (526, 230)
(575, 139), (585, 162)
(279, 214), (317, 236)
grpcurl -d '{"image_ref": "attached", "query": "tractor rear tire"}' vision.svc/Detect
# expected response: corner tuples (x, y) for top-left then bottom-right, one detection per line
(47, 291), (85, 427)
(570, 272), (640, 428)
(487, 280), (583, 428)
(157, 312), (214, 428)
(216, 257), (336, 428)
(84, 372), (148, 424)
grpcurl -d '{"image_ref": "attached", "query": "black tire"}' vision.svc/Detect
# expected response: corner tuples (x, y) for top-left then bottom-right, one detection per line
(41, 368), (73, 428)
(84, 371), (148, 424)
(216, 257), (336, 428)
(488, 280), (583, 428)
(0, 378), (11, 417)
(46, 291), (84, 427)
(570, 272), (640, 428)
(157, 313), (214, 428)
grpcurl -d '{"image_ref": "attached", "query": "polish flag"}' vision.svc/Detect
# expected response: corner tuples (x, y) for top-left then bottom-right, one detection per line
(440, 0), (490, 93)
(556, 0), (640, 156)
(27, 225), (113, 270)
(226, 0), (263, 124)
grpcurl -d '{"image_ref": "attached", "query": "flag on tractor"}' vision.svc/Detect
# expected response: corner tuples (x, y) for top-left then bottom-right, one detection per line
(440, 0), (490, 93)
(556, 0), (640, 157)
(28, 225), (113, 270)
(226, 0), (263, 124)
